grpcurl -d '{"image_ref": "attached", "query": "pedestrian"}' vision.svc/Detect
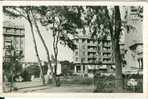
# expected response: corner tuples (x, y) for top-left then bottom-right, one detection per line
(56, 75), (61, 87)
(47, 72), (52, 84)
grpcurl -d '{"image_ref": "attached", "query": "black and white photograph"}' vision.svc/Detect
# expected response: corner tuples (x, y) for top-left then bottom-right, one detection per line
(2, 5), (143, 93)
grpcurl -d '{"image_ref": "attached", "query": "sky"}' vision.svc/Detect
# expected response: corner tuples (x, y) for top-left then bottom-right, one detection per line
(4, 6), (128, 63)
(24, 19), (74, 62)
(3, 16), (74, 62)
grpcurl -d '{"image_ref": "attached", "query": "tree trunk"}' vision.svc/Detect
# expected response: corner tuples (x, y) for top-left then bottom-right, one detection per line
(53, 34), (57, 86)
(30, 10), (56, 84)
(112, 39), (123, 91)
(54, 40), (60, 86)
(107, 6), (123, 92)
(53, 22), (60, 86)
(27, 12), (45, 85)
(113, 6), (123, 91)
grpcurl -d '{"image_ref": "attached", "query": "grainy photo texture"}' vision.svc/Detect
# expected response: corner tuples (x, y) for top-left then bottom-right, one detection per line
(2, 6), (143, 93)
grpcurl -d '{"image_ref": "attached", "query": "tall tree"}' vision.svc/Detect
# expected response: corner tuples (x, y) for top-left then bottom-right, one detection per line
(29, 9), (55, 83)
(27, 10), (45, 85)
(81, 6), (124, 91)
(38, 6), (80, 86)
(3, 6), (79, 86)
(3, 6), (46, 85)
(111, 6), (123, 91)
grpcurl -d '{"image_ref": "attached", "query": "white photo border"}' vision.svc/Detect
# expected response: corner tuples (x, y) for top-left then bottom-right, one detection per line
(0, 1), (147, 98)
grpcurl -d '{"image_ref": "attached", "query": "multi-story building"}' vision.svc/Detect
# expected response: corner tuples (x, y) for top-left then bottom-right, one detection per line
(73, 6), (143, 76)
(3, 16), (25, 92)
(73, 27), (113, 77)
(3, 16), (25, 66)
(98, 36), (114, 71)
(122, 6), (143, 74)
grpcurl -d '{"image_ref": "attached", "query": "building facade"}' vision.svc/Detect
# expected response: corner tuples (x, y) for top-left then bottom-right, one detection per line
(73, 6), (143, 76)
(3, 16), (25, 68)
(73, 27), (114, 77)
(123, 6), (143, 74)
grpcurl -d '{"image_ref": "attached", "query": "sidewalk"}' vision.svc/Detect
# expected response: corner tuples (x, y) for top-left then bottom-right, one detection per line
(15, 84), (94, 93)
(12, 78), (94, 93)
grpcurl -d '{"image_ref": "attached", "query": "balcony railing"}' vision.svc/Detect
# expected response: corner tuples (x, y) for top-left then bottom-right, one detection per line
(3, 31), (25, 36)
(88, 48), (96, 52)
(88, 55), (97, 58)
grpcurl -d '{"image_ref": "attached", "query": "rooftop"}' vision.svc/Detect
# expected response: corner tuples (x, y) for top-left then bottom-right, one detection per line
(3, 21), (25, 29)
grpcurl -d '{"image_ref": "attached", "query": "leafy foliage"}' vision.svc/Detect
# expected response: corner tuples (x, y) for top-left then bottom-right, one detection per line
(38, 6), (84, 51)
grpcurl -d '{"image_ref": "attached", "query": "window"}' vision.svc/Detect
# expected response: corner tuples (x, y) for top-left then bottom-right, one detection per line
(83, 65), (85, 71)
(141, 58), (143, 69)
(130, 7), (138, 15)
(6, 28), (14, 33)
(82, 45), (85, 49)
(131, 7), (138, 12)
(4, 41), (12, 49)
(103, 47), (110, 51)
(138, 58), (143, 69)
(16, 37), (20, 44)
(16, 29), (20, 34)
(103, 58), (111, 61)
(4, 37), (11, 42)
(3, 28), (6, 33)
(82, 39), (86, 43)
(81, 58), (85, 63)
(82, 51), (85, 56)
(20, 44), (24, 49)
(5, 50), (11, 56)
(75, 51), (78, 55)
(75, 39), (79, 43)
(4, 57), (11, 62)
(20, 30), (24, 34)
(76, 66), (81, 73)
(20, 38), (24, 44)
(75, 57), (78, 61)
(103, 53), (110, 56)
(87, 39), (90, 43)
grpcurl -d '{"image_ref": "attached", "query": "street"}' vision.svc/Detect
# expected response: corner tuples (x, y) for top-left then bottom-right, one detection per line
(12, 78), (95, 93)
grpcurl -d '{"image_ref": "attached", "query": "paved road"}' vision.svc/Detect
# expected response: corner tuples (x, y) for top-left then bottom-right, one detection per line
(10, 78), (95, 93)
(14, 84), (94, 93)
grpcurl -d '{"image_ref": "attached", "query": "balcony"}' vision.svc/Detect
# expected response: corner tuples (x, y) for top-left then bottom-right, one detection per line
(102, 55), (112, 58)
(88, 57), (97, 63)
(102, 57), (113, 64)
(3, 31), (25, 37)
(88, 55), (97, 58)
(88, 42), (97, 46)
(88, 52), (96, 56)
(102, 61), (112, 64)
(103, 49), (112, 52)
(88, 48), (96, 52)
(102, 49), (112, 54)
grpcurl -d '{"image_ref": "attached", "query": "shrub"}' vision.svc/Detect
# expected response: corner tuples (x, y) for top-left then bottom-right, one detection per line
(61, 76), (93, 85)
(94, 74), (116, 92)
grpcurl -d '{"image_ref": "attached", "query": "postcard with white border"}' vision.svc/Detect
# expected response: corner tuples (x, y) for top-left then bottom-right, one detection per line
(0, 0), (148, 98)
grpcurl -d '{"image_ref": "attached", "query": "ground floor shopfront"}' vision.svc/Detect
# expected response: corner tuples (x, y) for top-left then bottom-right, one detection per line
(73, 63), (115, 78)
